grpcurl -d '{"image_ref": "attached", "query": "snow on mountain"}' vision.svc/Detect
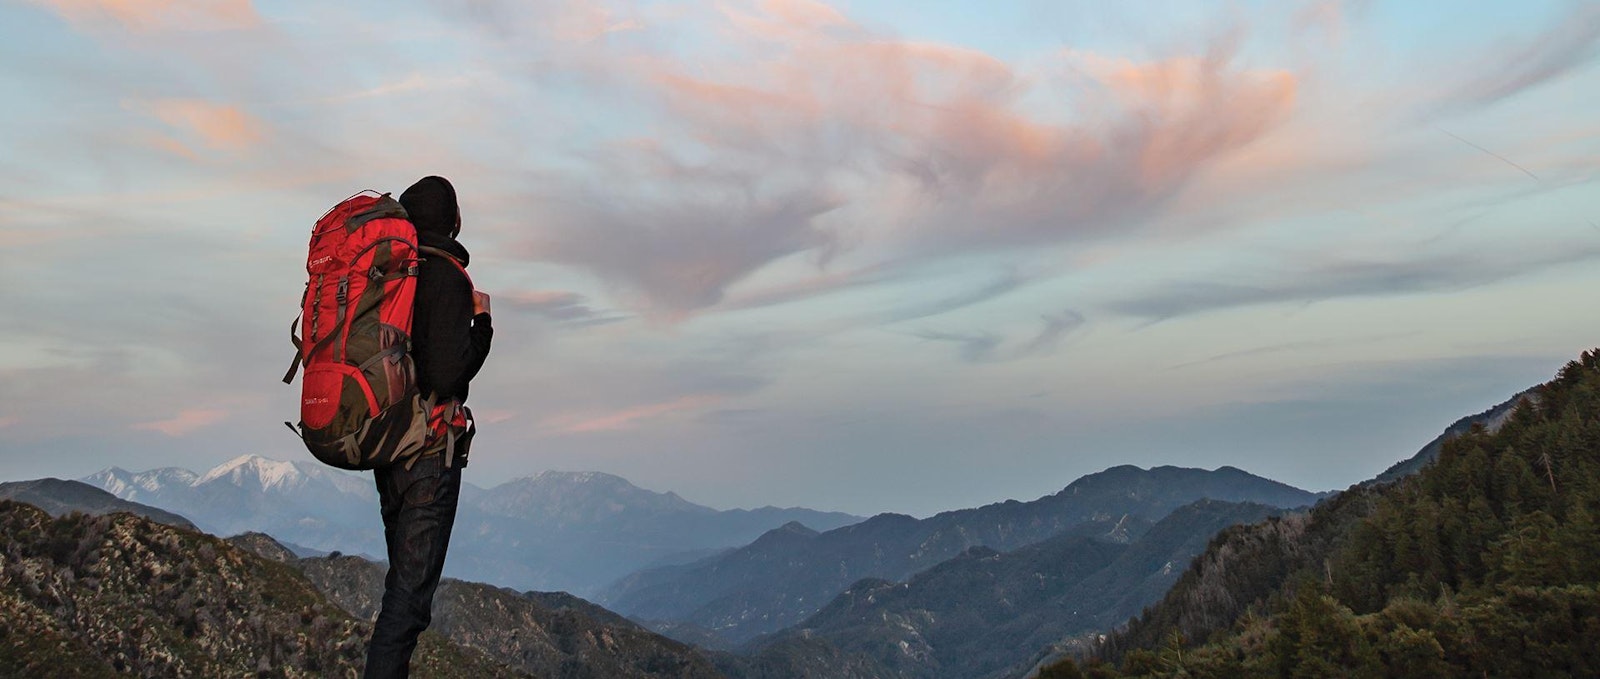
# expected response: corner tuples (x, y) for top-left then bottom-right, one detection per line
(196, 455), (304, 490)
(83, 455), (381, 558)
(83, 456), (863, 597)
(83, 467), (200, 504)
(190, 454), (375, 500)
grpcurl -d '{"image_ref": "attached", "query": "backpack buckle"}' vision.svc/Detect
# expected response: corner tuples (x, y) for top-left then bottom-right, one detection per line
(335, 277), (349, 304)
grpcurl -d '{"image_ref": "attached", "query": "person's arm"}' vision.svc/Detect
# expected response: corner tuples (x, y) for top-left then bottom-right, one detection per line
(463, 310), (493, 386)
(417, 266), (493, 400)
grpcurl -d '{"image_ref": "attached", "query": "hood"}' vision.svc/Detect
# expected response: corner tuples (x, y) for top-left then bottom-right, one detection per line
(398, 175), (459, 239)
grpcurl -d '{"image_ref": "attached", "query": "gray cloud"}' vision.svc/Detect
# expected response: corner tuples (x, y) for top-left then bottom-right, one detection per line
(1018, 310), (1088, 356)
(912, 308), (1086, 363)
(1111, 244), (1600, 321)
(879, 269), (1031, 324)
(523, 186), (840, 318)
(718, 263), (897, 312)
(505, 289), (627, 325)
(1167, 332), (1420, 370)
(1423, 3), (1600, 118)
(910, 329), (1005, 363)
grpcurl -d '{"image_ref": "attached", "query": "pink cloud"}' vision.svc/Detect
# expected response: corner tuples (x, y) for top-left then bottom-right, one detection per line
(133, 99), (267, 153)
(510, 290), (584, 306)
(27, 0), (261, 32)
(541, 395), (724, 434)
(132, 408), (227, 436)
(519, 0), (1303, 318)
(474, 409), (517, 425)
(0, 416), (17, 429)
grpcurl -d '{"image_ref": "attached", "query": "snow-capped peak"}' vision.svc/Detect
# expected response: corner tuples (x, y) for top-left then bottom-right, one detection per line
(196, 454), (306, 491)
(84, 466), (200, 501)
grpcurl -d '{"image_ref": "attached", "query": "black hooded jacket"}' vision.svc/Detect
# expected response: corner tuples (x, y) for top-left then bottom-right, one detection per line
(399, 176), (492, 404)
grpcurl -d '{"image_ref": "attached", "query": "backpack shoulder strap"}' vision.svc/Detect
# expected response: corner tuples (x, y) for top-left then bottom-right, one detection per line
(417, 245), (472, 286)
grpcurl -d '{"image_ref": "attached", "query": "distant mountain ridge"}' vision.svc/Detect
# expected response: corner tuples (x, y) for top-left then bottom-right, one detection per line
(85, 455), (384, 560)
(725, 499), (1283, 679)
(0, 478), (196, 530)
(83, 456), (862, 596)
(601, 464), (1320, 645)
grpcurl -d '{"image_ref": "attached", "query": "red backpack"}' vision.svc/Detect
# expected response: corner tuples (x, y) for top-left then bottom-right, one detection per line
(282, 191), (466, 470)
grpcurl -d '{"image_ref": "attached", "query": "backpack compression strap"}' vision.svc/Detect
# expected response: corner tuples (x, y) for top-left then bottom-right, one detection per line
(280, 277), (352, 384)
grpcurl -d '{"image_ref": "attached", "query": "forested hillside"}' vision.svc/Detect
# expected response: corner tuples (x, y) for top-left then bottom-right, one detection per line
(1043, 349), (1600, 678)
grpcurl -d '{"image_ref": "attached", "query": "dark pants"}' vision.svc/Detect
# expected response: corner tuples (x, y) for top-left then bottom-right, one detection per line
(363, 452), (461, 679)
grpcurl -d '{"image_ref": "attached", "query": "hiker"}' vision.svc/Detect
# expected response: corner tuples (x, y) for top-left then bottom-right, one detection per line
(364, 175), (493, 678)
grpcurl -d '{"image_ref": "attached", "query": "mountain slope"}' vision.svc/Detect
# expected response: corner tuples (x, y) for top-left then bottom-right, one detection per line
(603, 465), (1319, 645)
(1368, 387), (1536, 485)
(294, 551), (727, 679)
(1054, 350), (1600, 677)
(0, 500), (522, 677)
(0, 478), (196, 530)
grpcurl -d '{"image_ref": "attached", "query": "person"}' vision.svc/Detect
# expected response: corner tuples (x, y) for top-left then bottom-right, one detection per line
(364, 175), (493, 678)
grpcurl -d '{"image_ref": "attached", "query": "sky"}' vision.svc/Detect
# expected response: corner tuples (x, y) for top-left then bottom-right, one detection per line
(1, 0), (1598, 518)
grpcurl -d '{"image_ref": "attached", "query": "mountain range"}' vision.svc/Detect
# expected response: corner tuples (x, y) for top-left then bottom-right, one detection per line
(725, 499), (1284, 679)
(83, 456), (862, 596)
(85, 456), (380, 558)
(16, 353), (1559, 678)
(601, 464), (1322, 645)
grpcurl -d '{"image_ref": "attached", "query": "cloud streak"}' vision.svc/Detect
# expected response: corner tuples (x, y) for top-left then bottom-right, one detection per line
(1422, 3), (1600, 119)
(1112, 244), (1600, 321)
(505, 289), (626, 325)
(26, 0), (261, 32)
(132, 408), (227, 436)
(525, 185), (840, 319)
(913, 308), (1086, 363)
(541, 394), (725, 434)
(133, 98), (267, 155)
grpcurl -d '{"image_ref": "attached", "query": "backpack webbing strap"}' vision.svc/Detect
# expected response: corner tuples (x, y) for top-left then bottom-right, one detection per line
(445, 416), (457, 469)
(332, 277), (350, 362)
(356, 344), (406, 373)
(281, 316), (304, 384)
(280, 278), (350, 384)
(440, 400), (472, 470)
(281, 284), (311, 384)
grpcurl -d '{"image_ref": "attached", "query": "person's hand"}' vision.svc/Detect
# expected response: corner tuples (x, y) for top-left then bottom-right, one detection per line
(473, 291), (491, 316)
